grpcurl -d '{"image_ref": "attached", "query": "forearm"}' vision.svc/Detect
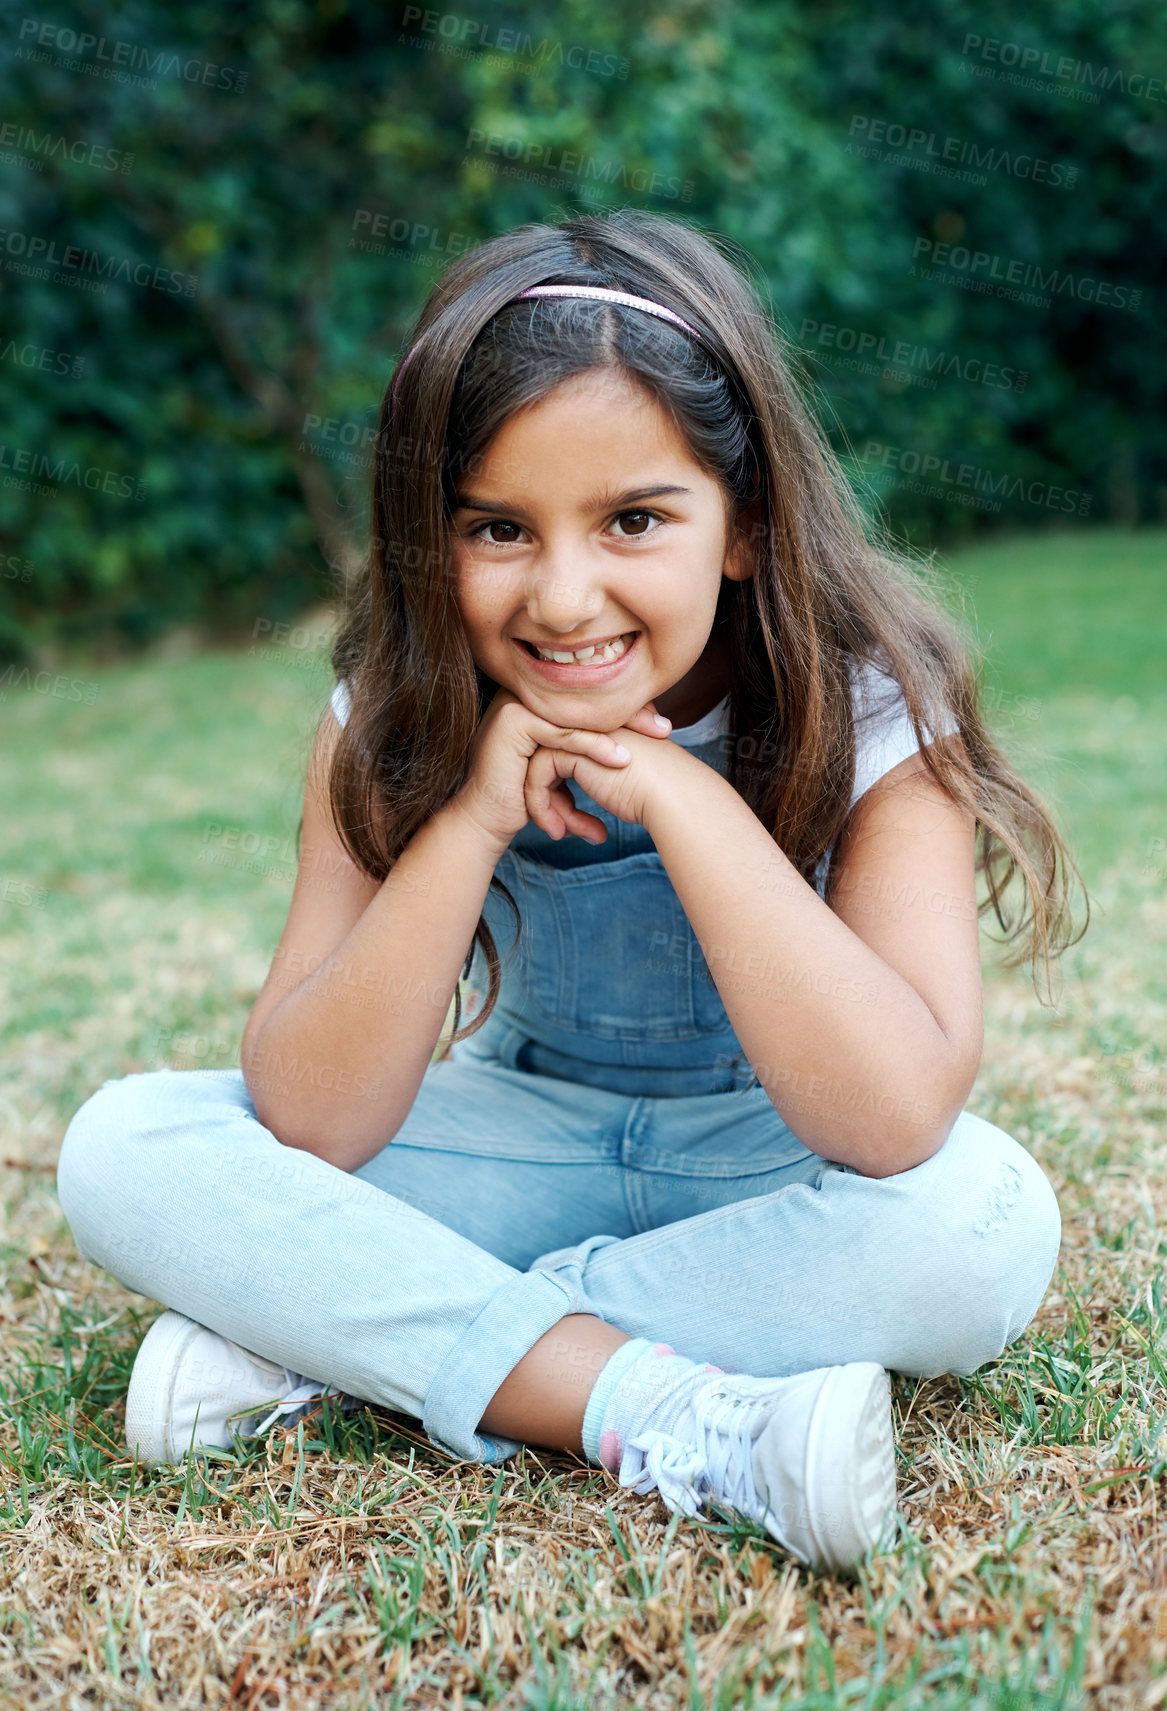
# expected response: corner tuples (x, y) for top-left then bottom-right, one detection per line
(646, 761), (965, 1175)
(243, 802), (503, 1171)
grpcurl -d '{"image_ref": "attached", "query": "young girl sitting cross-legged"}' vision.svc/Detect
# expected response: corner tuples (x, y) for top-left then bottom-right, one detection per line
(57, 207), (1081, 1575)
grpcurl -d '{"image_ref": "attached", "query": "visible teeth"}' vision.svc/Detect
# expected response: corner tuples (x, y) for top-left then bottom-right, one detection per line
(532, 633), (632, 665)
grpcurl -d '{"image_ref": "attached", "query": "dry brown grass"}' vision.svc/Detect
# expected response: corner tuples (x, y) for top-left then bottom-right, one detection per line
(1, 637), (1164, 1707)
(3, 894), (1166, 1708)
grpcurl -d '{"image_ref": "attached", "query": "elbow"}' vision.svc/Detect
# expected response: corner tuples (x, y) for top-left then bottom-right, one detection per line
(847, 1128), (948, 1179)
(764, 1026), (982, 1180)
(242, 1077), (305, 1155)
(242, 1054), (401, 1171)
(256, 1103), (400, 1173)
(841, 1064), (978, 1180)
(240, 1051), (281, 1141)
(240, 1032), (314, 1150)
(280, 1128), (394, 1173)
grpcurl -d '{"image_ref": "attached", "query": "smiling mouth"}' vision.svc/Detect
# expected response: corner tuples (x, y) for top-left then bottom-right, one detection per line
(520, 631), (638, 665)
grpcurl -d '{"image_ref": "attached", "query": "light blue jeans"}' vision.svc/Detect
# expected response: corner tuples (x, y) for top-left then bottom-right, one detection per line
(56, 1023), (1062, 1465)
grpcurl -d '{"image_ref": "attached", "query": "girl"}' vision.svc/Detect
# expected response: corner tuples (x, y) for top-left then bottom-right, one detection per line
(58, 209), (1080, 1575)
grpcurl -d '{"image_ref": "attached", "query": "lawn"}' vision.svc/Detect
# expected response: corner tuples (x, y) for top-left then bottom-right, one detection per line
(0, 527), (1164, 1708)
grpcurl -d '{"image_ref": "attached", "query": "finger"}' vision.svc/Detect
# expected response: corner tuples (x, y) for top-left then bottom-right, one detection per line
(529, 718), (632, 765)
(622, 701), (674, 740)
(526, 750), (607, 843)
(564, 811), (609, 845)
(557, 794), (608, 843)
(537, 781), (607, 844)
(550, 783), (609, 841)
(524, 752), (598, 842)
(524, 748), (565, 837)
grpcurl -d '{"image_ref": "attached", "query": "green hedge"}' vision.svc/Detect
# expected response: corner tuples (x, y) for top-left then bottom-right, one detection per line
(1, 0), (1161, 660)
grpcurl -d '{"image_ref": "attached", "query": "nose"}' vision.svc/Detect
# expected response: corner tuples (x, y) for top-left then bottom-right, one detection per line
(521, 561), (606, 635)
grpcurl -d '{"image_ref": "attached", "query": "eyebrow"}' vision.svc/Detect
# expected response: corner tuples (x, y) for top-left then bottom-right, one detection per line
(452, 484), (694, 515)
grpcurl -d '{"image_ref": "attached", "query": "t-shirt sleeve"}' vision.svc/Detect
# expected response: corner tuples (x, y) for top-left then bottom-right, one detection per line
(812, 658), (960, 899)
(329, 679), (352, 729)
(847, 659), (960, 813)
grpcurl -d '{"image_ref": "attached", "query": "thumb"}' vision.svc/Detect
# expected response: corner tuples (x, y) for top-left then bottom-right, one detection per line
(623, 701), (674, 740)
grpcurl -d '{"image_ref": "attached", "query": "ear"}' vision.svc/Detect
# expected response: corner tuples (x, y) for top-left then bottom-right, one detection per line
(723, 494), (762, 583)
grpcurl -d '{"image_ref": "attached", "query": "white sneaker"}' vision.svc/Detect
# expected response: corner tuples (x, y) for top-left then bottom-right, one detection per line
(617, 1361), (896, 1573)
(125, 1310), (359, 1467)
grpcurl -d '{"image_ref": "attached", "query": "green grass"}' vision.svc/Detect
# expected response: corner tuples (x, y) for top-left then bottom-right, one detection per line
(929, 526), (1165, 701)
(0, 531), (1165, 1707)
(925, 528), (1167, 892)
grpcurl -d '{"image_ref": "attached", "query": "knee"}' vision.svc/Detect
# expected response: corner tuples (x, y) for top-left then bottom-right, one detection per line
(883, 1112), (1062, 1377)
(57, 1072), (164, 1262)
(57, 1068), (246, 1266)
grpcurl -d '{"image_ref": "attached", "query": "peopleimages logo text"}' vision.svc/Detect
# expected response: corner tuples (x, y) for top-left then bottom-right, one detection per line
(961, 34), (1167, 106)
(16, 17), (248, 91)
(863, 440), (1091, 516)
(849, 116), (1077, 187)
(0, 229), (197, 296)
(399, 7), (629, 77)
(0, 443), (146, 499)
(0, 123), (133, 173)
(911, 238), (1141, 312)
(798, 320), (1028, 393)
(463, 130), (692, 200)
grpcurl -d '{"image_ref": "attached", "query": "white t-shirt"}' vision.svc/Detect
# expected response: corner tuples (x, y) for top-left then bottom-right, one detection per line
(329, 659), (957, 893)
(330, 658), (956, 814)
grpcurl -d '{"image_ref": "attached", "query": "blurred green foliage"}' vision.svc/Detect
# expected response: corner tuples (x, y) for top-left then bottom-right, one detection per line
(0, 0), (1162, 660)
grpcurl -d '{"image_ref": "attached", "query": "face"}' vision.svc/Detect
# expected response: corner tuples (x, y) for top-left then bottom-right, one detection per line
(448, 368), (754, 732)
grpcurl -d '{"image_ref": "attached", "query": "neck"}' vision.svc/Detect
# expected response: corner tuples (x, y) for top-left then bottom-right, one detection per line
(654, 628), (731, 728)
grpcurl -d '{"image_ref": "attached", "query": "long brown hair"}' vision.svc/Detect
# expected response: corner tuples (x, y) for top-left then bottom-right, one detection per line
(328, 207), (1088, 1044)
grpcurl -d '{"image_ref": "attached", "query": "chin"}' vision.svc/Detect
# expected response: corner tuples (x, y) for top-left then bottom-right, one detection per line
(540, 691), (639, 726)
(531, 707), (619, 736)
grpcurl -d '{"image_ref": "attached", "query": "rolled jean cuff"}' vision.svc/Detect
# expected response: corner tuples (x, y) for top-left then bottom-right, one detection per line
(422, 1265), (586, 1464)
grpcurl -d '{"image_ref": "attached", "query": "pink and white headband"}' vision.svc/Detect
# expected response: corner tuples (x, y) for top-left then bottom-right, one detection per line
(391, 282), (709, 397)
(513, 283), (707, 342)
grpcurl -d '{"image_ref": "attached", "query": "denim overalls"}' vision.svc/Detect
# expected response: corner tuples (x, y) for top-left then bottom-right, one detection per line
(56, 704), (1062, 1465)
(460, 725), (777, 1098)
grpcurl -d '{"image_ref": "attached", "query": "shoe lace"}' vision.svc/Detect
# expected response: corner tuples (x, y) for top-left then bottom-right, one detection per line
(250, 1375), (350, 1437)
(620, 1385), (763, 1521)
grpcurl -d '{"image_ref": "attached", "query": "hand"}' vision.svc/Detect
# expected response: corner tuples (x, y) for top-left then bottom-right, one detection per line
(524, 718), (687, 841)
(448, 686), (674, 856)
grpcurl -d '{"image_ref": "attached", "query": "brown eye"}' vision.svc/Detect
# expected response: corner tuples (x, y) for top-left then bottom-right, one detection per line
(614, 510), (657, 537)
(474, 520), (522, 545)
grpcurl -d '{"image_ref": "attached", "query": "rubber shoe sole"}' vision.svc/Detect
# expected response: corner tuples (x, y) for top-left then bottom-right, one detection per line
(752, 1361), (897, 1572)
(125, 1310), (322, 1467)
